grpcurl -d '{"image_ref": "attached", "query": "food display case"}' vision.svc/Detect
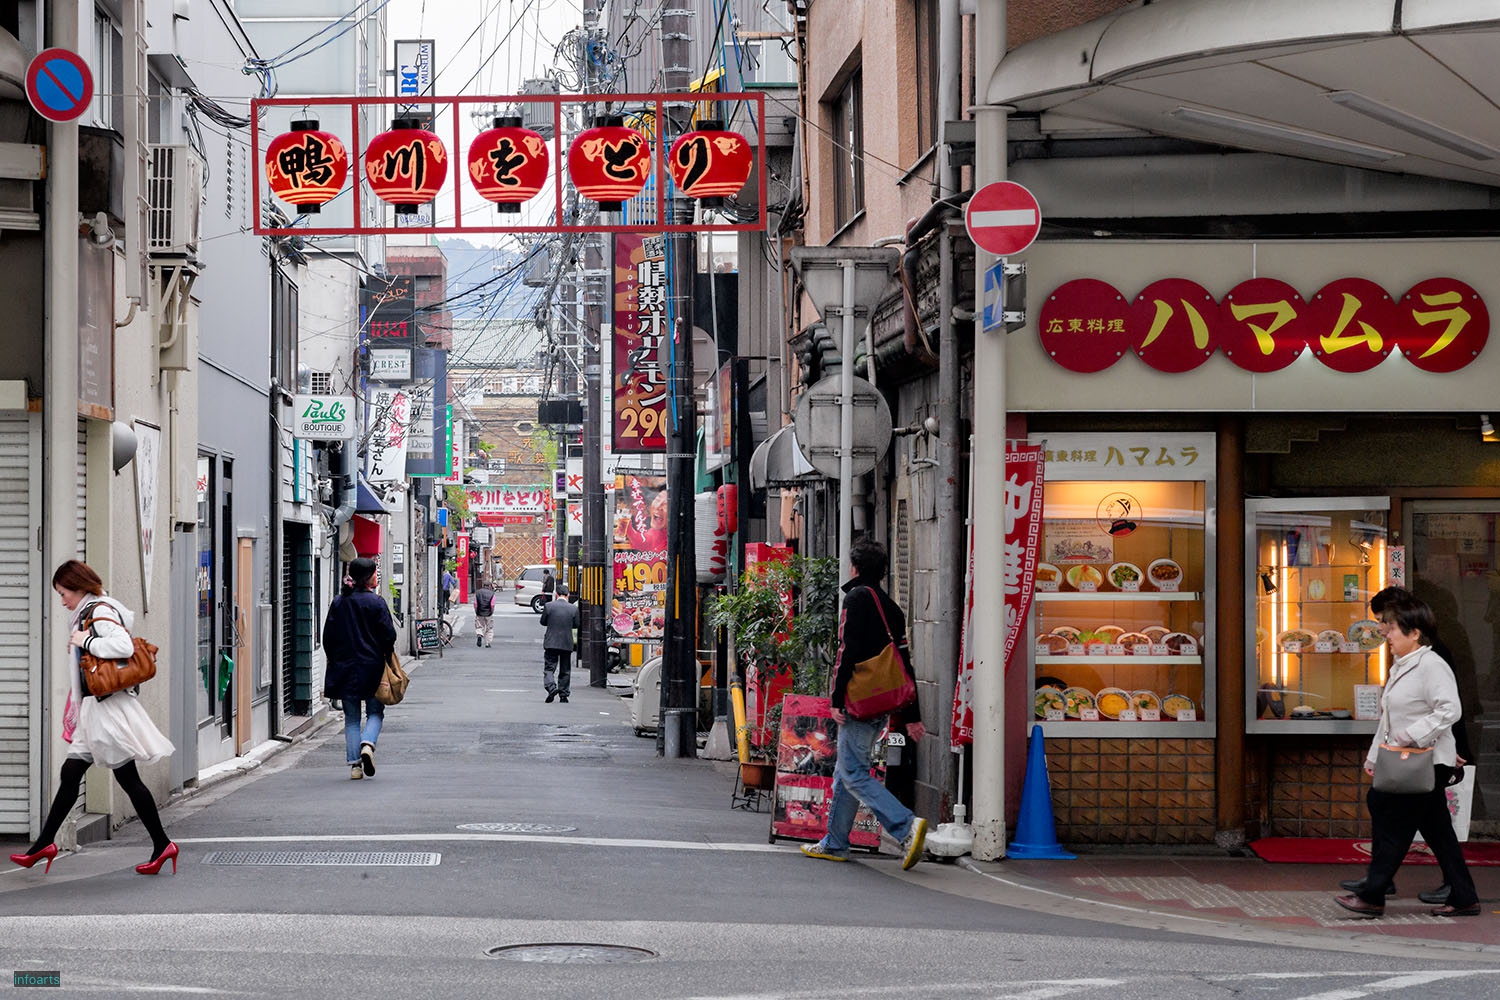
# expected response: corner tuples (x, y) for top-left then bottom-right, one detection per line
(1027, 432), (1215, 737)
(1245, 497), (1389, 734)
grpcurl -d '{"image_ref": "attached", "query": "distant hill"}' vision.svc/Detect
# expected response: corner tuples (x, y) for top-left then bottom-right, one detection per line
(437, 238), (545, 321)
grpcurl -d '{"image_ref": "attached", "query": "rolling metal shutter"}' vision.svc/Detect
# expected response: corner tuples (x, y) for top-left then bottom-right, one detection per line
(0, 415), (39, 833)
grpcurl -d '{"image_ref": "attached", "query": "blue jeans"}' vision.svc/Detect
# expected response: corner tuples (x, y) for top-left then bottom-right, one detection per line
(343, 698), (384, 764)
(821, 715), (914, 853)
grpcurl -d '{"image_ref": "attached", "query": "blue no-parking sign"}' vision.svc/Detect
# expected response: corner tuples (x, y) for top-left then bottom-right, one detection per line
(25, 48), (93, 123)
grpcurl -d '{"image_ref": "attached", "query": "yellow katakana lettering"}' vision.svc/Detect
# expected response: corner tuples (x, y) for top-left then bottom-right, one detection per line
(1229, 299), (1298, 355)
(1411, 290), (1470, 359)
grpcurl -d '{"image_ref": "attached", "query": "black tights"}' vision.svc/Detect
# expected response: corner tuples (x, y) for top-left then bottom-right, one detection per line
(30, 758), (171, 858)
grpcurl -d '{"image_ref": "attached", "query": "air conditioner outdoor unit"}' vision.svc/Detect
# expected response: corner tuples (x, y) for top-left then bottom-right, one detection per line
(147, 144), (204, 258)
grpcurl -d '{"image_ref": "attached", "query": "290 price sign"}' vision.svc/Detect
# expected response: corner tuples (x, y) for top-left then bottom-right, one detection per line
(613, 233), (668, 452)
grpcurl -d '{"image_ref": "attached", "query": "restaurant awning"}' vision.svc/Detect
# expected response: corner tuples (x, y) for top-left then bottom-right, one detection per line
(749, 424), (818, 489)
(986, 1), (1500, 188)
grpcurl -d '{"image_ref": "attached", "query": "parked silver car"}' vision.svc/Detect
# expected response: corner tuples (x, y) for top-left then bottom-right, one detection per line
(513, 563), (556, 612)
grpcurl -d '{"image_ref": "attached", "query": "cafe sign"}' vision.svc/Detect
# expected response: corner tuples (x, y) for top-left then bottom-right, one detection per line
(1039, 276), (1487, 375)
(292, 394), (354, 440)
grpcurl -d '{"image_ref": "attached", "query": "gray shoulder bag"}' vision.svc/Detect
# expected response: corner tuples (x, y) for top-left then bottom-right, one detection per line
(1371, 665), (1435, 794)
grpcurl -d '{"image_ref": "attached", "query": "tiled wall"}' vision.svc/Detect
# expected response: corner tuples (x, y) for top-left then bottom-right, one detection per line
(1265, 740), (1372, 838)
(1049, 738), (1217, 845)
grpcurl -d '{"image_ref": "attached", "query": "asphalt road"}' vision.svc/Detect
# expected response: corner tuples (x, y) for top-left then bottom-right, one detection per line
(3, 603), (1497, 998)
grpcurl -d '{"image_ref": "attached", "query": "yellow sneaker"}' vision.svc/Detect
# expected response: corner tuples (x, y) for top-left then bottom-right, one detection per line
(901, 818), (928, 870)
(350, 765), (363, 780)
(800, 842), (849, 862)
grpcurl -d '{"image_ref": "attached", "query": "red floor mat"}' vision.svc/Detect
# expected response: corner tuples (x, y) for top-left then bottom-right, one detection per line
(1249, 837), (1500, 865)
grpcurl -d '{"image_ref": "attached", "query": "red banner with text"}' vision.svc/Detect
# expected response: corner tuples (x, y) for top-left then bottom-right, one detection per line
(612, 234), (668, 452)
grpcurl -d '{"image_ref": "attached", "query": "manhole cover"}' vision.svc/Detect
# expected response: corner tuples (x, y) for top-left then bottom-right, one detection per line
(202, 851), (440, 866)
(456, 823), (578, 834)
(485, 944), (656, 964)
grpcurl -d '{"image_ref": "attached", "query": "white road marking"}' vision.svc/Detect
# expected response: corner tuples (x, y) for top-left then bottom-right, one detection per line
(1209, 970), (1500, 999)
(173, 832), (788, 854)
(682, 981), (1123, 1000)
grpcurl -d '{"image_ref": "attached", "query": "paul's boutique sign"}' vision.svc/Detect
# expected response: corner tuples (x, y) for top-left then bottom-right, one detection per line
(1039, 276), (1487, 375)
(292, 395), (354, 440)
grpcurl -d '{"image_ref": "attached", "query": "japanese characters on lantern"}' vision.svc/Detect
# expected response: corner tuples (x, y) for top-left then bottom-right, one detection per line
(1040, 276), (1487, 375)
(567, 118), (652, 210)
(467, 115), (548, 212)
(666, 120), (753, 204)
(264, 120), (348, 213)
(364, 118), (448, 213)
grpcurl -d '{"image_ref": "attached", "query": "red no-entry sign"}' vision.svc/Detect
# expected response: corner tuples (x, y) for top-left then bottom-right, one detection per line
(965, 181), (1042, 257)
(25, 48), (93, 123)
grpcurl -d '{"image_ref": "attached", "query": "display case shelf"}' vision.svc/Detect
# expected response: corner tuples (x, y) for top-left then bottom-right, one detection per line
(1035, 591), (1202, 602)
(1036, 655), (1201, 665)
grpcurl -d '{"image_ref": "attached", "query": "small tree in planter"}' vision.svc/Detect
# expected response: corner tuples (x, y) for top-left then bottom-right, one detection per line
(706, 555), (840, 760)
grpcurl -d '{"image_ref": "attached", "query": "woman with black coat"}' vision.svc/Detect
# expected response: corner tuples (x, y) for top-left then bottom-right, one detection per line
(322, 557), (397, 780)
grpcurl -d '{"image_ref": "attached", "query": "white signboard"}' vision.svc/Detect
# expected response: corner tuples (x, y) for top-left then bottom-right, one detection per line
(439, 417), (463, 486)
(467, 485), (551, 515)
(366, 388), (411, 483)
(369, 348), (412, 382)
(567, 500), (583, 537)
(292, 394), (355, 440)
(394, 38), (435, 117)
(470, 526), (491, 545)
(134, 420), (160, 611)
(566, 456), (583, 497)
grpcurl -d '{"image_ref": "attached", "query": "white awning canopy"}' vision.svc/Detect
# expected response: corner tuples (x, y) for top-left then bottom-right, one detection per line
(748, 424), (818, 489)
(987, 0), (1500, 186)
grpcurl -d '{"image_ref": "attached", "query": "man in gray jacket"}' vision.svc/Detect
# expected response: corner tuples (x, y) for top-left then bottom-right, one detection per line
(540, 584), (579, 703)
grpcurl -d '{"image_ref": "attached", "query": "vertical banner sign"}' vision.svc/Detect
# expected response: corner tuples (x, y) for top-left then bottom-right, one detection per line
(393, 39), (435, 124)
(457, 532), (469, 605)
(613, 233), (668, 452)
(611, 474), (668, 639)
(404, 348), (447, 476)
(365, 388), (410, 483)
(951, 455), (977, 750)
(1002, 446), (1046, 672)
(133, 420), (161, 612)
(439, 415), (463, 486)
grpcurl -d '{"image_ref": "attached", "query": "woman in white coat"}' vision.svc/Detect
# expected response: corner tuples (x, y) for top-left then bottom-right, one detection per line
(8, 560), (177, 875)
(1335, 593), (1478, 917)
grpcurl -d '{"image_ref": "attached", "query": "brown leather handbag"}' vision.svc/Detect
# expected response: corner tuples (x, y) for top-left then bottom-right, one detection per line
(79, 605), (158, 698)
(842, 589), (916, 720)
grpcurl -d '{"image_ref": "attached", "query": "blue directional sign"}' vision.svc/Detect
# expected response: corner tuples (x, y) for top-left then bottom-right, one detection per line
(982, 260), (1005, 334)
(25, 48), (93, 123)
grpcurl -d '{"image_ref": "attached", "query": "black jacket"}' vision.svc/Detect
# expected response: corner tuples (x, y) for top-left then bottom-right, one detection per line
(322, 589), (397, 700)
(831, 575), (920, 725)
(473, 587), (496, 616)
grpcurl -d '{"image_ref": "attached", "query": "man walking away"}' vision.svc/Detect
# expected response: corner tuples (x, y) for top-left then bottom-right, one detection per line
(542, 568), (556, 601)
(541, 584), (579, 703)
(473, 579), (496, 648)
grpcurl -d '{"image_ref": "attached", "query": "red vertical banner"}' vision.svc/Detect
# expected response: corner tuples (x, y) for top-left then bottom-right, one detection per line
(951, 445), (1044, 749)
(612, 233), (668, 452)
(1002, 446), (1046, 673)
(456, 532), (470, 605)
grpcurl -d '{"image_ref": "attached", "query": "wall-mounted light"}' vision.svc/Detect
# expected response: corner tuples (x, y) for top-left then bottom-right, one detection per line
(1260, 570), (1278, 595)
(1483, 414), (1499, 444)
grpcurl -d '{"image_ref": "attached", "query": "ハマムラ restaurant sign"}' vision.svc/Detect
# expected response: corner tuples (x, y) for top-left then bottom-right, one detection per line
(1039, 276), (1487, 375)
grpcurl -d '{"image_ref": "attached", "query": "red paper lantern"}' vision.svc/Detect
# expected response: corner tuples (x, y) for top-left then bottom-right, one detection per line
(264, 120), (348, 214)
(467, 116), (548, 213)
(567, 117), (651, 210)
(667, 121), (752, 204)
(364, 118), (447, 214)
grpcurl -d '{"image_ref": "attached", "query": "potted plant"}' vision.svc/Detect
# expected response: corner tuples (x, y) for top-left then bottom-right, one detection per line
(706, 555), (840, 775)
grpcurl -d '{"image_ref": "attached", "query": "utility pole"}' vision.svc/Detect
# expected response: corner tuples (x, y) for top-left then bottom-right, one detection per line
(660, 4), (698, 757)
(580, 0), (609, 686)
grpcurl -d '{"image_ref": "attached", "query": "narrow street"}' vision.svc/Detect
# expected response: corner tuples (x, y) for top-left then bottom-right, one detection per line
(1, 604), (1496, 998)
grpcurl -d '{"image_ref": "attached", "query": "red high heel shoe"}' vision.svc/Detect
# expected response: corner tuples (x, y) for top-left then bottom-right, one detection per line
(135, 842), (177, 876)
(10, 844), (58, 873)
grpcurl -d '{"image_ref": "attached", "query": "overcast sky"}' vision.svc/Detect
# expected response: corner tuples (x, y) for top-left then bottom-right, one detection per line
(386, 0), (585, 101)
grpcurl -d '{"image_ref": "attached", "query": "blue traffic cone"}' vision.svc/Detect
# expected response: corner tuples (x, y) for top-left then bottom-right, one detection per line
(1007, 723), (1076, 859)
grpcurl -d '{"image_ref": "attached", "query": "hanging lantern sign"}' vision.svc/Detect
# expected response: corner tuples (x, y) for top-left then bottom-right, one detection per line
(264, 119), (349, 213)
(667, 120), (752, 206)
(467, 116), (549, 213)
(567, 116), (651, 211)
(364, 117), (448, 214)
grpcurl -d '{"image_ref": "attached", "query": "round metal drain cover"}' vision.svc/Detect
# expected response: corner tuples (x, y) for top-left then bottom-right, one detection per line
(486, 943), (656, 964)
(456, 823), (578, 834)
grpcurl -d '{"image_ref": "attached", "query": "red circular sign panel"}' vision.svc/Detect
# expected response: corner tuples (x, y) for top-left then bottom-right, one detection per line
(1393, 277), (1489, 374)
(964, 181), (1042, 257)
(1037, 279), (1131, 373)
(1218, 278), (1309, 373)
(1129, 279), (1218, 372)
(1305, 277), (1397, 373)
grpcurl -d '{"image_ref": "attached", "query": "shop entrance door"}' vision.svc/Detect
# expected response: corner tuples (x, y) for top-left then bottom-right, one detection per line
(1405, 501), (1500, 831)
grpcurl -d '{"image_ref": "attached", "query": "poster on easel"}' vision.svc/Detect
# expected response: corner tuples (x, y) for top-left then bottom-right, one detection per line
(768, 694), (882, 849)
